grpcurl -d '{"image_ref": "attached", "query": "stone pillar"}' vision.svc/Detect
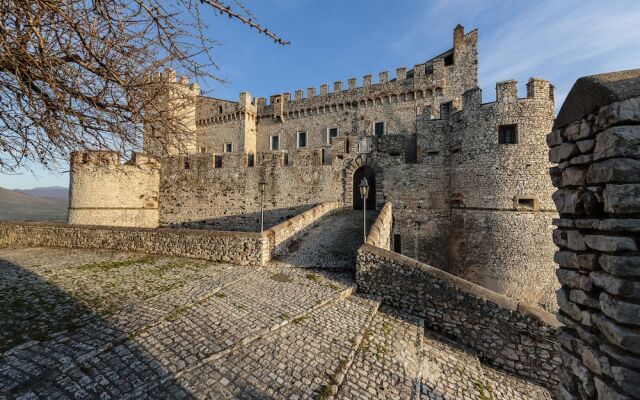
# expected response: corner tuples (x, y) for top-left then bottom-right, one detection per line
(548, 70), (640, 400)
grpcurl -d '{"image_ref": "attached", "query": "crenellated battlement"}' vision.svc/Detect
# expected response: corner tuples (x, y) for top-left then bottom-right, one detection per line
(71, 151), (159, 169)
(145, 68), (201, 95)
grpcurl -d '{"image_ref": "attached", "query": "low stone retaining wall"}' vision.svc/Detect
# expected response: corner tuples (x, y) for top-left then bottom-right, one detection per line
(356, 243), (562, 388)
(366, 202), (392, 250)
(0, 222), (268, 265)
(264, 201), (343, 255)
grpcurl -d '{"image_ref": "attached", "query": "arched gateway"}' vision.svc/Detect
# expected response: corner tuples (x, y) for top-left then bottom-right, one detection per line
(352, 166), (376, 210)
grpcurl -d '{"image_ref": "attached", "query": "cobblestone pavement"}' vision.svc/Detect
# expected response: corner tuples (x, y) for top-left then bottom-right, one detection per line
(1, 213), (552, 399)
(278, 209), (376, 269)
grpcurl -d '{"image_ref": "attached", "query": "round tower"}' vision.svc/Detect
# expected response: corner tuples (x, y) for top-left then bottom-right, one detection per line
(448, 78), (558, 310)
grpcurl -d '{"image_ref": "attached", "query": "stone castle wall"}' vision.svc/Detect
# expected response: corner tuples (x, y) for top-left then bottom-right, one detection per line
(68, 152), (160, 228)
(66, 25), (559, 312)
(442, 80), (558, 310)
(549, 70), (640, 400)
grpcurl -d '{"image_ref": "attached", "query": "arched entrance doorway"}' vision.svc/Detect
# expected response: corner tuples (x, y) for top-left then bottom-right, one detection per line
(353, 166), (376, 210)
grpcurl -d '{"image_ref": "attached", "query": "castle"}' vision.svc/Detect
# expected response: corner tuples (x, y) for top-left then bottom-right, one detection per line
(67, 25), (559, 310)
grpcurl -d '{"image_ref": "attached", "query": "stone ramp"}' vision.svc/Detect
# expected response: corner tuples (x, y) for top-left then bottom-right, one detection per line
(278, 209), (377, 270)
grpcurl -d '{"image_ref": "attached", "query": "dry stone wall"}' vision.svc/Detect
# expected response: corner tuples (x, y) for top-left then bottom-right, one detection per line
(0, 222), (268, 265)
(356, 243), (562, 388)
(548, 70), (640, 400)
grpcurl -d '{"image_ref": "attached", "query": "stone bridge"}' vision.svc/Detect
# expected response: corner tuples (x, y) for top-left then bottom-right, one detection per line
(0, 210), (551, 399)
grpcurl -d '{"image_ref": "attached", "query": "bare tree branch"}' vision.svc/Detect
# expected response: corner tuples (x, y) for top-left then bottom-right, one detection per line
(0, 0), (289, 174)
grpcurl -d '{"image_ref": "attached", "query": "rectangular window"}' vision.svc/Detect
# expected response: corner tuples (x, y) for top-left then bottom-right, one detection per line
(247, 153), (255, 167)
(327, 127), (339, 143)
(224, 143), (233, 153)
(198, 146), (207, 153)
(498, 124), (518, 144)
(214, 155), (222, 168)
(283, 152), (289, 166)
(271, 135), (280, 150)
(374, 121), (385, 137)
(297, 131), (307, 148)
(345, 139), (350, 154)
(183, 158), (190, 170)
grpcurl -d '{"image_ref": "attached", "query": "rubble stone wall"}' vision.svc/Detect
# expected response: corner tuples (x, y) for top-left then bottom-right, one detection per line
(0, 222), (268, 265)
(356, 243), (561, 388)
(548, 70), (640, 400)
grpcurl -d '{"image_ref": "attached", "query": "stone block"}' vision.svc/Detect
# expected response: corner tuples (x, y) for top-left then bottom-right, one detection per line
(550, 142), (580, 163)
(594, 125), (640, 160)
(596, 97), (640, 130)
(594, 376), (634, 400)
(557, 269), (592, 291)
(591, 271), (640, 298)
(600, 254), (640, 277)
(576, 139), (596, 154)
(611, 365), (640, 398)
(557, 288), (583, 320)
(553, 230), (569, 248)
(570, 289), (600, 309)
(569, 154), (594, 165)
(586, 158), (640, 184)
(554, 250), (577, 267)
(592, 314), (640, 354)
(547, 130), (564, 147)
(580, 346), (602, 375)
(567, 230), (587, 251)
(553, 189), (581, 214)
(600, 292), (640, 325)
(562, 167), (587, 187)
(584, 235), (637, 252)
(604, 184), (640, 213)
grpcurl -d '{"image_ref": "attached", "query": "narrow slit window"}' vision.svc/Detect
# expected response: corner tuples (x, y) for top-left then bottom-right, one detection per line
(214, 155), (222, 168)
(271, 135), (280, 151)
(297, 131), (307, 148)
(374, 121), (385, 137)
(327, 127), (339, 143)
(283, 152), (289, 166)
(247, 153), (255, 167)
(393, 234), (402, 253)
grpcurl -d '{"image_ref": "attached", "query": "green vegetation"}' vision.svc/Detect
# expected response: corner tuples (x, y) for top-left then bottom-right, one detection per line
(475, 380), (495, 400)
(305, 273), (320, 282)
(77, 256), (156, 272)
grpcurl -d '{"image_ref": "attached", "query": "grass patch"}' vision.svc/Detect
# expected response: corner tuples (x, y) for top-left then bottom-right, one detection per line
(306, 273), (320, 283)
(292, 316), (307, 324)
(77, 256), (156, 272)
(375, 344), (388, 361)
(164, 305), (189, 322)
(270, 273), (292, 283)
(327, 283), (340, 291)
(214, 292), (227, 298)
(382, 321), (392, 336)
(475, 380), (495, 400)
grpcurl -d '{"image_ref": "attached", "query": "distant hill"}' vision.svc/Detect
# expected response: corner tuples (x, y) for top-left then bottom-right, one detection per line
(15, 186), (68, 201)
(0, 187), (68, 222)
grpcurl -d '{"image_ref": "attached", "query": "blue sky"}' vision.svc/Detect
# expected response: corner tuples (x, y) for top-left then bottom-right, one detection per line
(2, 0), (639, 189)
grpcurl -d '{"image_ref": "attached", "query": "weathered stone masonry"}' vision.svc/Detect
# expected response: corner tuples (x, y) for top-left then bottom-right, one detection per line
(549, 70), (640, 400)
(68, 25), (558, 310)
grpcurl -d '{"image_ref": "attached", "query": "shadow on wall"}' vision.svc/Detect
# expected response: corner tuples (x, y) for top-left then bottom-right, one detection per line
(163, 205), (315, 232)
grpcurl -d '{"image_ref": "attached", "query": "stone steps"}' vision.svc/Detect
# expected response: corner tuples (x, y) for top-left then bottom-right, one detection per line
(138, 294), (381, 399)
(419, 330), (554, 400)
